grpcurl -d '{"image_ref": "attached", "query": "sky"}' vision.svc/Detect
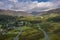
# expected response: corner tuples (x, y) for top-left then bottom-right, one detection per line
(0, 0), (60, 12)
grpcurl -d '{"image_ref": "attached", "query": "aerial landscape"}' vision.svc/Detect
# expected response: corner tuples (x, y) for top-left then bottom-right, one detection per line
(0, 0), (60, 40)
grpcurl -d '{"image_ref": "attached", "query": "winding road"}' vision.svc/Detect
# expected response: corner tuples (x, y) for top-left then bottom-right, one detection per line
(13, 24), (49, 40)
(14, 30), (22, 40)
(37, 24), (49, 40)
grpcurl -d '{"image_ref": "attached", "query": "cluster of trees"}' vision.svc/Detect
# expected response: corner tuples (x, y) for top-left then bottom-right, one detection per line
(0, 15), (18, 34)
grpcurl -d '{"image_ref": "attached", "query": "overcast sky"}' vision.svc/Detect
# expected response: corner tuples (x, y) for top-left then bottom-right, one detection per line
(0, 0), (60, 12)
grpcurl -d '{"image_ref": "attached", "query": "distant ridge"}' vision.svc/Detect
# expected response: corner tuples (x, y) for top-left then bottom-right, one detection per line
(30, 8), (60, 16)
(0, 9), (33, 17)
(0, 8), (60, 16)
(38, 8), (60, 15)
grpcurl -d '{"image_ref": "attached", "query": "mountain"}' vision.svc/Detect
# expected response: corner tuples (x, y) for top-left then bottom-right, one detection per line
(0, 8), (60, 16)
(0, 9), (33, 17)
(48, 8), (60, 13)
(31, 8), (60, 16)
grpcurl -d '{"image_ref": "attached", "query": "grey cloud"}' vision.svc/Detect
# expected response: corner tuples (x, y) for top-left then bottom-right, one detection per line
(0, 0), (60, 12)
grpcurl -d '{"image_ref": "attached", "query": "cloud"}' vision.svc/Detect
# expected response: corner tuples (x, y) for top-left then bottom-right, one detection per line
(0, 2), (4, 6)
(25, 1), (54, 12)
(8, 0), (18, 3)
(10, 1), (57, 12)
(49, 0), (60, 7)
(9, 1), (54, 11)
(0, 0), (60, 12)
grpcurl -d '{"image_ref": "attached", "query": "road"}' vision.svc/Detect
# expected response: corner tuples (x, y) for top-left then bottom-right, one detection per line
(13, 24), (49, 40)
(37, 24), (49, 40)
(14, 30), (22, 40)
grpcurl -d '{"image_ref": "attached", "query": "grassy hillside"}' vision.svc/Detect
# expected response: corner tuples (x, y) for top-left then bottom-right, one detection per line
(0, 13), (60, 40)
